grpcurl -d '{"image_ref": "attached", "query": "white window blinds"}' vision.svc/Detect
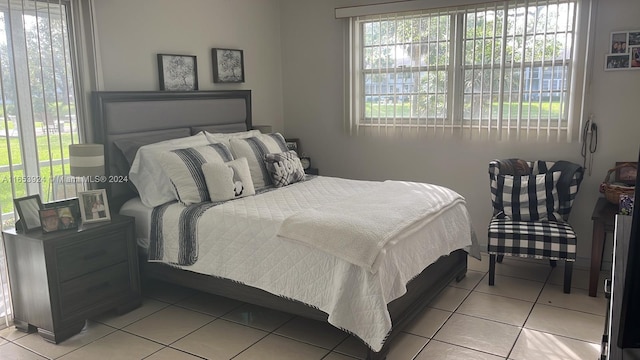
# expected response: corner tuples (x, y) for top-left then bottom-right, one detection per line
(347, 0), (591, 142)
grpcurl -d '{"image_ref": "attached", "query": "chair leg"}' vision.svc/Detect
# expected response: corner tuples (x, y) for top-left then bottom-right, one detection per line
(496, 255), (504, 263)
(489, 254), (496, 286)
(563, 261), (573, 294)
(549, 260), (557, 268)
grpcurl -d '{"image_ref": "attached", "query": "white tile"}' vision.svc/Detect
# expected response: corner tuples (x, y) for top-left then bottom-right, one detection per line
(0, 342), (47, 359)
(142, 279), (195, 304)
(450, 270), (485, 290)
(58, 331), (163, 360)
(333, 336), (368, 359)
(145, 347), (203, 360)
(416, 339), (503, 360)
(123, 305), (214, 345)
(14, 321), (115, 359)
(0, 337), (6, 346)
(456, 291), (534, 326)
(538, 284), (608, 316)
(403, 307), (451, 338)
(433, 313), (520, 357)
(385, 332), (429, 360)
(92, 297), (170, 328)
(233, 334), (329, 360)
(172, 319), (267, 360)
(428, 286), (470, 311)
(468, 253), (489, 273)
(510, 328), (601, 360)
(494, 257), (553, 282)
(175, 291), (243, 317)
(0, 326), (30, 341)
(324, 352), (358, 360)
(524, 304), (605, 343)
(222, 303), (294, 331)
(274, 317), (348, 349)
(474, 274), (545, 302)
(547, 267), (608, 293)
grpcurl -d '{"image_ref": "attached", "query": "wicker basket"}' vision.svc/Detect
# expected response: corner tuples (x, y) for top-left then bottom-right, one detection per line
(601, 163), (636, 204)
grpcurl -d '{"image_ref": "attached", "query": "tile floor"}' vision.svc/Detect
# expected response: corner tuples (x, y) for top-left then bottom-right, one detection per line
(0, 254), (609, 360)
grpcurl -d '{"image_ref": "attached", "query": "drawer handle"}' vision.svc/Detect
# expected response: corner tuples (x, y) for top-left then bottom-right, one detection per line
(86, 281), (110, 293)
(83, 249), (108, 261)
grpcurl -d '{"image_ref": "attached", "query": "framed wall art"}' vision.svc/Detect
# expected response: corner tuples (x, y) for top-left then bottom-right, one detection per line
(212, 48), (244, 83)
(605, 30), (640, 71)
(157, 54), (198, 90)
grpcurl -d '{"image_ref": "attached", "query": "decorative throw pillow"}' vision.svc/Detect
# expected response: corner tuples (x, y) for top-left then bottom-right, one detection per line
(263, 151), (306, 188)
(202, 157), (255, 202)
(129, 132), (210, 207)
(203, 129), (261, 146)
(493, 171), (561, 221)
(159, 143), (234, 205)
(228, 133), (289, 189)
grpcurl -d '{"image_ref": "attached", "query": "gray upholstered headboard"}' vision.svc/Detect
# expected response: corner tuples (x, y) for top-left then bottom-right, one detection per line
(92, 90), (252, 210)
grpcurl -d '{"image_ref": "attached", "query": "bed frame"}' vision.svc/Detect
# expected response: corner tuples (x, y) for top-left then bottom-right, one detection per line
(92, 90), (467, 360)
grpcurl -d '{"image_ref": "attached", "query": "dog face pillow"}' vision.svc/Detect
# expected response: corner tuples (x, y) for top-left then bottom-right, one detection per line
(202, 157), (255, 202)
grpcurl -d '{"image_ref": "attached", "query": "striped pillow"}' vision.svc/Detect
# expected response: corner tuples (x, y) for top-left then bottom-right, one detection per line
(229, 133), (289, 189)
(264, 150), (306, 187)
(160, 143), (234, 205)
(493, 171), (561, 221)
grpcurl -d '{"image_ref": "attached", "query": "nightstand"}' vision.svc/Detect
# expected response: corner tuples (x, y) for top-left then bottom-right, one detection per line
(305, 167), (319, 175)
(2, 214), (141, 343)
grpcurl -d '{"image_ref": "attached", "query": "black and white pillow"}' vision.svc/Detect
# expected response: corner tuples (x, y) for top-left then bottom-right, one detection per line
(229, 133), (288, 189)
(264, 150), (306, 188)
(159, 143), (234, 205)
(493, 171), (561, 221)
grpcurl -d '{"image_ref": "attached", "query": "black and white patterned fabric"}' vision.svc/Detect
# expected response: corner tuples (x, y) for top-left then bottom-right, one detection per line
(488, 218), (577, 260)
(487, 159), (584, 261)
(263, 150), (305, 187)
(229, 133), (289, 189)
(159, 143), (233, 205)
(492, 171), (561, 221)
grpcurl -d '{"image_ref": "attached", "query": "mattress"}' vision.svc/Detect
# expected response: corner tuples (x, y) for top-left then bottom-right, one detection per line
(121, 176), (479, 351)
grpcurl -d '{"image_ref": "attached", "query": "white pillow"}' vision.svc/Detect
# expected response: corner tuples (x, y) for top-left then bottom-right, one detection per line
(229, 133), (289, 189)
(159, 143), (234, 205)
(129, 133), (209, 207)
(204, 130), (261, 146)
(202, 157), (255, 202)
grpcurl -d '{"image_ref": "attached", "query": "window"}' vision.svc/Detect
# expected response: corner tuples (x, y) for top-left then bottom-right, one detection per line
(348, 0), (589, 141)
(0, 0), (86, 328)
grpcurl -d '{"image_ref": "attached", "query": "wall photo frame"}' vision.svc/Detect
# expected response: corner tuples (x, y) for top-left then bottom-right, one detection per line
(605, 30), (640, 71)
(212, 48), (244, 83)
(157, 54), (198, 90)
(79, 189), (111, 223)
(13, 194), (43, 232)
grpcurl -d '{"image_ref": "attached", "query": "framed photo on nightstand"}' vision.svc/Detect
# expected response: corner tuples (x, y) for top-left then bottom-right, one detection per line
(78, 189), (111, 223)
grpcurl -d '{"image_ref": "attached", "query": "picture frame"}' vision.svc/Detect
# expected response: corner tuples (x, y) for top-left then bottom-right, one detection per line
(13, 194), (43, 232)
(78, 189), (111, 223)
(605, 30), (640, 71)
(39, 205), (79, 233)
(285, 138), (300, 153)
(615, 162), (638, 185)
(212, 48), (244, 83)
(43, 197), (81, 220)
(157, 54), (198, 91)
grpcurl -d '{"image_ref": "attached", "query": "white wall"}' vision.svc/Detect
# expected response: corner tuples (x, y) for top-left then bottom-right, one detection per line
(280, 0), (640, 268)
(93, 0), (284, 131)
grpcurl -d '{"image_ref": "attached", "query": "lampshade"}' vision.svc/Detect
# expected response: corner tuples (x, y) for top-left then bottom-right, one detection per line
(252, 125), (272, 134)
(69, 144), (104, 177)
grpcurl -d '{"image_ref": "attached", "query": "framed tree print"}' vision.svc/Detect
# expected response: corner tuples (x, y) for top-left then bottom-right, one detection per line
(212, 48), (244, 83)
(157, 54), (198, 90)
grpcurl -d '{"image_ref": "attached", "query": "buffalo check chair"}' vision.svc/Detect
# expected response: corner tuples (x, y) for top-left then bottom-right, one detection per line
(487, 159), (584, 293)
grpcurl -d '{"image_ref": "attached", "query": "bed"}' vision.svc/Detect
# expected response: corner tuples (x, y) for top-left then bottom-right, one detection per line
(92, 90), (479, 360)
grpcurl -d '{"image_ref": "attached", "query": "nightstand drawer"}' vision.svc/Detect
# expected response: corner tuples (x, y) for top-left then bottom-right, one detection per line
(56, 230), (128, 281)
(59, 262), (131, 317)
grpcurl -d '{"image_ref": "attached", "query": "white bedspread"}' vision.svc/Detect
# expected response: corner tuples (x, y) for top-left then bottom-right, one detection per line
(278, 181), (465, 273)
(138, 176), (478, 352)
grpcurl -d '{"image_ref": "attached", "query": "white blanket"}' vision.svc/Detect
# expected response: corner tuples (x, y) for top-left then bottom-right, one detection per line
(278, 181), (465, 273)
(139, 176), (478, 352)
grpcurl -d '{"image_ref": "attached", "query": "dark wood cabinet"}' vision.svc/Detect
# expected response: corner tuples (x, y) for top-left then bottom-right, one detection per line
(2, 214), (141, 343)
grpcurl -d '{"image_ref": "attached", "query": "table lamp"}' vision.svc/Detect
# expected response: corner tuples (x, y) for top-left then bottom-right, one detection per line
(69, 144), (104, 187)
